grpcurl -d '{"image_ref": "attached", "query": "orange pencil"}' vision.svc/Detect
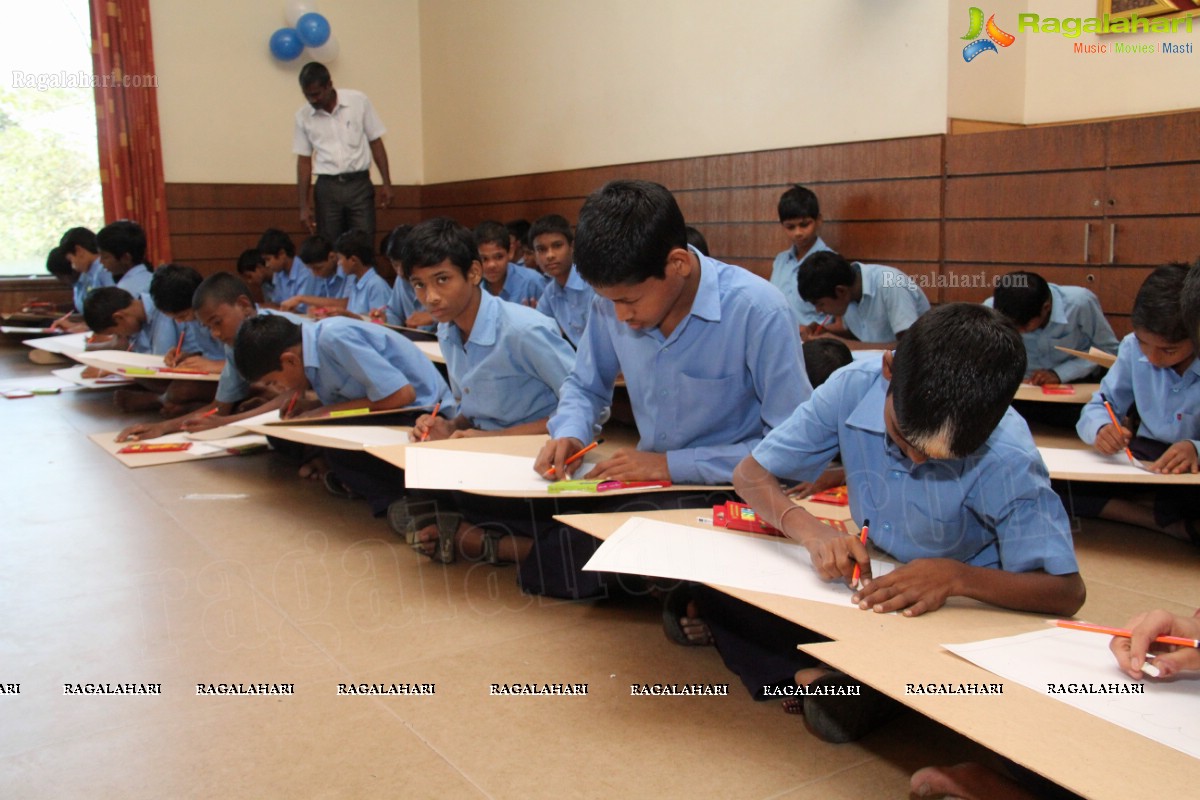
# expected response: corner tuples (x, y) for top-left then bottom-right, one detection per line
(173, 330), (185, 363)
(546, 439), (601, 477)
(1051, 619), (1200, 649)
(851, 518), (870, 588)
(1099, 392), (1135, 466)
(199, 406), (219, 419)
(420, 402), (441, 442)
(813, 314), (833, 336)
(284, 392), (299, 419)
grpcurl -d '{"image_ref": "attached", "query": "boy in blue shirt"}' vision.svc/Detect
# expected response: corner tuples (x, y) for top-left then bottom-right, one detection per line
(797, 251), (930, 347)
(299, 235), (346, 301)
(390, 218), (577, 563)
(986, 270), (1118, 384)
(1074, 264), (1200, 541)
(475, 220), (546, 305)
(97, 220), (153, 297)
(258, 228), (317, 309)
(376, 224), (434, 332)
(712, 303), (1084, 742)
(235, 313), (454, 514)
(530, 180), (811, 597)
(532, 214), (595, 346)
(236, 249), (273, 305)
(60, 227), (113, 322)
(146, 265), (227, 372)
(770, 184), (834, 328)
(281, 229), (390, 317)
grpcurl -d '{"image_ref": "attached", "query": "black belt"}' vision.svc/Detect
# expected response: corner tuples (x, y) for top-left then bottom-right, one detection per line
(317, 170), (370, 183)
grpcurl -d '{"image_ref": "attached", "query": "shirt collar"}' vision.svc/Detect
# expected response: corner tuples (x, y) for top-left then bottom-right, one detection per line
(467, 289), (500, 347)
(565, 265), (587, 290)
(1047, 284), (1069, 326)
(688, 248), (721, 324)
(301, 319), (320, 370)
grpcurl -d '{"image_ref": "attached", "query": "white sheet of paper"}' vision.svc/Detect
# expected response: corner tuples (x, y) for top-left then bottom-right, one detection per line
(1038, 447), (1150, 477)
(24, 331), (89, 354)
(582, 516), (893, 606)
(412, 340), (444, 363)
(187, 408), (283, 440)
(945, 628), (1200, 760)
(2, 325), (56, 334)
(403, 448), (597, 492)
(0, 373), (81, 393)
(50, 365), (132, 389)
(279, 426), (413, 448)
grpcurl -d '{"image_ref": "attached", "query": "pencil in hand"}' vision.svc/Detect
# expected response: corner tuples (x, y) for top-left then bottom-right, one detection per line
(545, 439), (601, 477)
(420, 402), (442, 442)
(1099, 392), (1135, 466)
(851, 518), (870, 589)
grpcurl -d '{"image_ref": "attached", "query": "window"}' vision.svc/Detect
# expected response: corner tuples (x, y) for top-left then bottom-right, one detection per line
(0, 0), (103, 278)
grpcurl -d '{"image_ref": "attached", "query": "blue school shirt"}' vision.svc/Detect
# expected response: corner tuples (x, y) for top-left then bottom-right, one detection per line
(384, 278), (434, 331)
(489, 263), (547, 306)
(131, 293), (180, 355)
(301, 316), (454, 410)
(313, 266), (347, 299)
(548, 248), (812, 484)
(270, 256), (317, 307)
(74, 259), (114, 314)
(117, 264), (153, 298)
(983, 284), (1118, 383)
(439, 290), (575, 431)
(771, 237), (833, 327)
(537, 265), (595, 347)
(842, 263), (930, 344)
(179, 320), (227, 361)
(343, 267), (391, 316)
(754, 359), (1078, 574)
(215, 309), (306, 404)
(1077, 333), (1200, 452)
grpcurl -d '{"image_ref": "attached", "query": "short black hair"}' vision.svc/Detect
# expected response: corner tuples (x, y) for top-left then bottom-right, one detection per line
(803, 338), (853, 388)
(573, 179), (687, 287)
(1183, 259), (1200, 351)
(473, 220), (511, 252)
(797, 251), (856, 303)
(258, 228), (296, 258)
(193, 272), (253, 311)
(401, 217), (478, 279)
(685, 225), (710, 257)
(298, 61), (331, 87)
(529, 214), (573, 245)
(233, 314), (303, 382)
(890, 303), (1025, 459)
(96, 220), (147, 264)
(506, 219), (531, 247)
(333, 229), (375, 266)
(298, 236), (333, 265)
(778, 185), (820, 222)
(236, 249), (265, 274)
(45, 246), (74, 279)
(149, 264), (204, 313)
(83, 286), (135, 332)
(384, 225), (414, 262)
(1132, 263), (1190, 342)
(59, 226), (98, 255)
(991, 271), (1050, 326)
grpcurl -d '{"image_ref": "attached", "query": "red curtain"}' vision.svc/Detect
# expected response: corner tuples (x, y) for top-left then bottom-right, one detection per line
(90, 0), (171, 264)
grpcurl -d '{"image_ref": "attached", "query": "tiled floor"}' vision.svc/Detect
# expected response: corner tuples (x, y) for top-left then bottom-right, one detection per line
(0, 338), (992, 799)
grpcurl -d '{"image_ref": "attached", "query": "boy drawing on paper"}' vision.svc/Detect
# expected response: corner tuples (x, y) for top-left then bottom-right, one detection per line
(770, 184), (834, 329)
(387, 218), (576, 562)
(298, 235), (346, 301)
(281, 229), (390, 317)
(236, 249), (273, 305)
(704, 304), (1083, 742)
(797, 251), (930, 348)
(1073, 264), (1200, 540)
(475, 220), (547, 306)
(532, 214), (596, 347)
(258, 228), (317, 311)
(526, 179), (811, 598)
(96, 220), (153, 297)
(376, 225), (434, 332)
(57, 227), (112, 331)
(234, 313), (454, 513)
(147, 265), (226, 373)
(986, 270), (1118, 385)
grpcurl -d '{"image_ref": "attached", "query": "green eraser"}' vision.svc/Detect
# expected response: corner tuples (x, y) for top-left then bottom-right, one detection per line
(547, 479), (602, 494)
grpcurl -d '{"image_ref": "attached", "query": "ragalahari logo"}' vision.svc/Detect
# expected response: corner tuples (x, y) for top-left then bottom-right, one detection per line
(962, 7), (1016, 62)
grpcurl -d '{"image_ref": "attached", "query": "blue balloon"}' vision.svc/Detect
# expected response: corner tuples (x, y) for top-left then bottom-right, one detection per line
(296, 13), (331, 48)
(269, 28), (304, 61)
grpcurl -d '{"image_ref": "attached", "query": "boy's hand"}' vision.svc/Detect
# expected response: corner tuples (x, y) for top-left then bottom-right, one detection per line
(1094, 423), (1132, 455)
(1111, 609), (1200, 679)
(174, 355), (221, 373)
(802, 528), (871, 587)
(412, 414), (455, 442)
(116, 420), (171, 442)
(852, 559), (963, 616)
(584, 449), (668, 482)
(369, 306), (387, 321)
(406, 311), (435, 328)
(81, 366), (106, 380)
(1028, 369), (1060, 386)
(534, 437), (585, 478)
(1149, 441), (1200, 474)
(279, 297), (303, 312)
(786, 467), (846, 499)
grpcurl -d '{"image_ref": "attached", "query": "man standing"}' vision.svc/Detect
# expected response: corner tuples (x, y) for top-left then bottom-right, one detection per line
(293, 62), (392, 242)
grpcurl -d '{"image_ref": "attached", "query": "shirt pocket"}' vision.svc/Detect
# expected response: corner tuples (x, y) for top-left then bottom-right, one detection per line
(667, 372), (744, 442)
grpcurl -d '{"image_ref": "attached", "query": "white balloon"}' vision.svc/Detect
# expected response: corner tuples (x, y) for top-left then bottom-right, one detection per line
(284, 0), (320, 27)
(308, 35), (339, 63)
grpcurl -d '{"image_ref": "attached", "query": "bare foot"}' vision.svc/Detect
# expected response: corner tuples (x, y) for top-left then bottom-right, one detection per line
(794, 666), (832, 686)
(910, 763), (1035, 800)
(298, 456), (327, 480)
(678, 601), (713, 645)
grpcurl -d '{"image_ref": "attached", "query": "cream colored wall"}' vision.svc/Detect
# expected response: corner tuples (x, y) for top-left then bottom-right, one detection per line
(946, 0), (1027, 124)
(1021, 0), (1200, 124)
(418, 0), (951, 183)
(150, 0), (423, 184)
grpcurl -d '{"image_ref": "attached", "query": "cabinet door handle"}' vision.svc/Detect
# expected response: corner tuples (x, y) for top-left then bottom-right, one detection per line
(1083, 223), (1090, 263)
(1109, 223), (1116, 264)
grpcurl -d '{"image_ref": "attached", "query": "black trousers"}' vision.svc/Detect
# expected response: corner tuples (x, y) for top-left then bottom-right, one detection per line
(314, 172), (375, 242)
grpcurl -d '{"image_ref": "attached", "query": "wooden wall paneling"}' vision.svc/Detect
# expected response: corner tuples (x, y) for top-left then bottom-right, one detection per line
(1105, 164), (1200, 217)
(945, 124), (1107, 175)
(1105, 110), (1200, 167)
(944, 172), (1106, 219)
(1107, 218), (1200, 266)
(827, 221), (941, 264)
(944, 220), (1100, 265)
(0, 280), (72, 314)
(787, 136), (944, 182)
(940, 264), (1101, 304)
